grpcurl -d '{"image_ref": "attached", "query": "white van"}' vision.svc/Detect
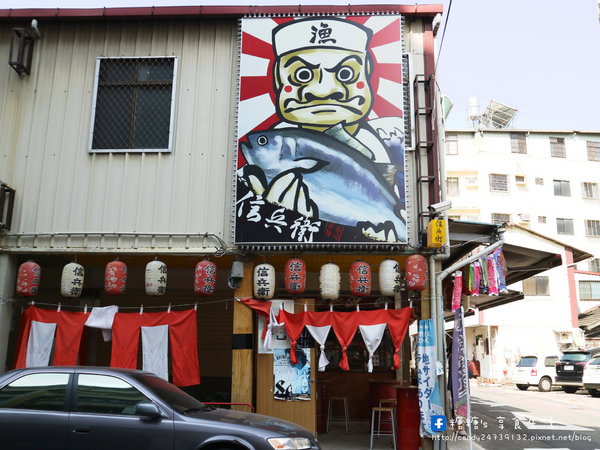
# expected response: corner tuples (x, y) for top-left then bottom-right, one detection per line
(513, 354), (560, 392)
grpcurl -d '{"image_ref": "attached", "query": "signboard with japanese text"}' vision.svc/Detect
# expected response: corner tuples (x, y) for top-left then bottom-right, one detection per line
(235, 15), (407, 246)
(417, 318), (444, 437)
(451, 307), (470, 420)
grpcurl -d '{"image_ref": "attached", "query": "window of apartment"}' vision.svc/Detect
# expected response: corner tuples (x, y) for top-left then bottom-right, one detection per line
(535, 177), (544, 185)
(582, 182), (599, 199)
(523, 276), (549, 296)
(491, 213), (510, 225)
(587, 141), (600, 162)
(538, 216), (547, 224)
(489, 174), (508, 192)
(549, 136), (566, 158)
(446, 134), (458, 155)
(556, 218), (574, 235)
(585, 219), (600, 237)
(510, 133), (527, 154)
(579, 280), (600, 301)
(448, 215), (461, 220)
(553, 179), (571, 197)
(446, 177), (459, 196)
(90, 57), (177, 152)
(588, 258), (600, 273)
(515, 175), (526, 184)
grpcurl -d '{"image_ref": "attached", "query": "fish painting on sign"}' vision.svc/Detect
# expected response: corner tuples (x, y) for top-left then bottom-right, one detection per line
(236, 15), (407, 245)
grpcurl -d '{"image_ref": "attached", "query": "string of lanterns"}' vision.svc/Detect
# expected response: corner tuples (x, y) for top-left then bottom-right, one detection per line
(14, 255), (429, 300)
(15, 258), (218, 299)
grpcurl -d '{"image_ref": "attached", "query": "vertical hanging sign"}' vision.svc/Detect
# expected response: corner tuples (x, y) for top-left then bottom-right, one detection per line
(451, 307), (470, 422)
(417, 318), (444, 437)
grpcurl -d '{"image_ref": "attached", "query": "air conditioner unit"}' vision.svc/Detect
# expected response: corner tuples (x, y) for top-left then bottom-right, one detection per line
(519, 213), (530, 223)
(558, 332), (573, 344)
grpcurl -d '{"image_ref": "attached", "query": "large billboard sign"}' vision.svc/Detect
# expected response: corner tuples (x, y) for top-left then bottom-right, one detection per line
(235, 15), (406, 246)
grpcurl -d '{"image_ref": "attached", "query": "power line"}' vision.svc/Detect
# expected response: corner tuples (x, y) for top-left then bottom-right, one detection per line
(435, 0), (453, 72)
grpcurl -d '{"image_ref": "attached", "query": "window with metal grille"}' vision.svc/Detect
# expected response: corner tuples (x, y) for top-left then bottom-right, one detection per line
(515, 175), (526, 185)
(579, 280), (600, 300)
(556, 218), (574, 235)
(535, 177), (544, 185)
(446, 134), (458, 155)
(587, 141), (600, 161)
(583, 182), (599, 199)
(447, 177), (459, 196)
(588, 258), (600, 272)
(538, 216), (547, 224)
(522, 276), (549, 296)
(489, 174), (508, 192)
(90, 57), (177, 152)
(553, 179), (571, 197)
(550, 136), (566, 158)
(585, 219), (600, 237)
(491, 213), (510, 224)
(510, 133), (527, 154)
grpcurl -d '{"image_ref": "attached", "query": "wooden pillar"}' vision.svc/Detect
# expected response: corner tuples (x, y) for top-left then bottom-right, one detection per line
(231, 261), (254, 411)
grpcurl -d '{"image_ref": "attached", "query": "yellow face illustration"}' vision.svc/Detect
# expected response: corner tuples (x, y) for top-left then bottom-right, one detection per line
(275, 48), (373, 130)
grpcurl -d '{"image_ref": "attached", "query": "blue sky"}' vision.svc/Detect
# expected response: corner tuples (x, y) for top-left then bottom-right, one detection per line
(8, 0), (600, 131)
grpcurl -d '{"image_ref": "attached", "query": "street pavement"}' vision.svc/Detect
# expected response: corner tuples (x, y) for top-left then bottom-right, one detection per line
(450, 381), (600, 450)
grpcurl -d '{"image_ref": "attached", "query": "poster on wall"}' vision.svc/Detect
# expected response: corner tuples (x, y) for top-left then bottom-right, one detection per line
(235, 15), (407, 245)
(273, 348), (311, 401)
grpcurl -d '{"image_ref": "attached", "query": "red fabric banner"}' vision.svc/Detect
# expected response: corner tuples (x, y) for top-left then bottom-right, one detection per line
(14, 306), (89, 368)
(111, 309), (201, 387)
(272, 307), (412, 371)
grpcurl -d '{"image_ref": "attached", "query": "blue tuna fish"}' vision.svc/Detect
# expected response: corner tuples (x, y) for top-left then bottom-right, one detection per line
(240, 128), (406, 242)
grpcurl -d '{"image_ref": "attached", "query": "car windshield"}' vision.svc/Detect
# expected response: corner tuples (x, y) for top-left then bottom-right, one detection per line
(517, 357), (537, 367)
(560, 353), (589, 362)
(135, 374), (211, 414)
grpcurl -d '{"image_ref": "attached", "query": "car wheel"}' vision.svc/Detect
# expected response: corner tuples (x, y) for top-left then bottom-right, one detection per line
(589, 388), (600, 398)
(516, 384), (529, 391)
(538, 377), (552, 392)
(563, 386), (578, 393)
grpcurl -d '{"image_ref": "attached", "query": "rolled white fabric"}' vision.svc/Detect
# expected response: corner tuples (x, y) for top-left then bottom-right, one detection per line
(320, 263), (340, 300)
(26, 321), (57, 367)
(306, 324), (331, 371)
(85, 305), (119, 342)
(141, 325), (169, 380)
(359, 323), (387, 373)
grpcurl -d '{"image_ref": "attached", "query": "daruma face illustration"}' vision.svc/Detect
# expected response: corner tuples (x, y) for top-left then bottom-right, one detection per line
(275, 47), (373, 127)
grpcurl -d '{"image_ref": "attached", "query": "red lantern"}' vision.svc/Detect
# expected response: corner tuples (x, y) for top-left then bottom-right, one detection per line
(105, 260), (127, 295)
(194, 260), (217, 296)
(349, 260), (371, 297)
(284, 258), (306, 294)
(406, 255), (428, 291)
(16, 261), (41, 297)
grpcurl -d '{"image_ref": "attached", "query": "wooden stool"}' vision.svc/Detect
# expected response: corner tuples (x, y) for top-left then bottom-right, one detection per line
(370, 406), (397, 450)
(327, 397), (350, 434)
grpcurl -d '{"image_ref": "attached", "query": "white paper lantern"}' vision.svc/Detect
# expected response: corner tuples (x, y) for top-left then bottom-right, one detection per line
(61, 262), (84, 298)
(320, 263), (340, 300)
(145, 260), (167, 296)
(379, 259), (402, 296)
(254, 263), (275, 299)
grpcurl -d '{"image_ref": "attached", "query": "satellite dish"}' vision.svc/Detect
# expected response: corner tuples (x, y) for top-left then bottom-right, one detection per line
(480, 100), (518, 129)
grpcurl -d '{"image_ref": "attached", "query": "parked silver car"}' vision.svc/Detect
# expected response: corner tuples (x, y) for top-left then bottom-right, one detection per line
(0, 366), (319, 450)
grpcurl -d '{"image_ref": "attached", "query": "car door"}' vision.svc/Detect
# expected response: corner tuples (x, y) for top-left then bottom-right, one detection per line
(67, 373), (173, 450)
(0, 371), (71, 450)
